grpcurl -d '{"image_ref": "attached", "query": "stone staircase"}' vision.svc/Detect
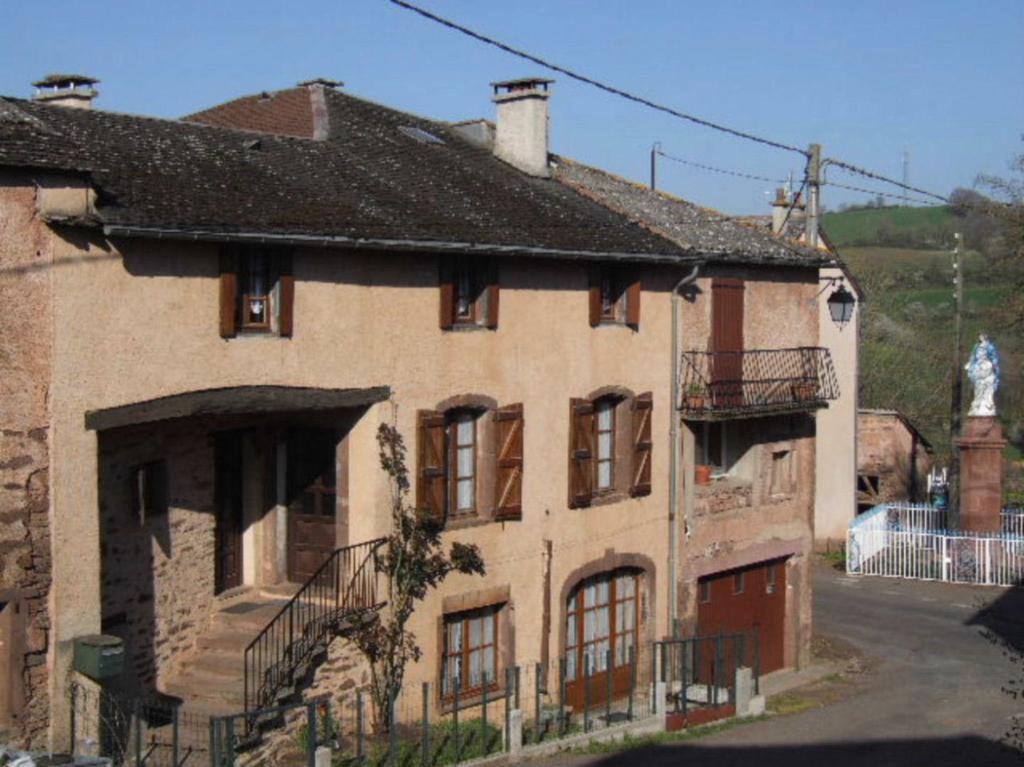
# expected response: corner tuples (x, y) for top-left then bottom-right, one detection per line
(160, 591), (294, 718)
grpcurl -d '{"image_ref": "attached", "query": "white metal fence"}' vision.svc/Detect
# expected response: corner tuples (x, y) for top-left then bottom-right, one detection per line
(847, 503), (1024, 587)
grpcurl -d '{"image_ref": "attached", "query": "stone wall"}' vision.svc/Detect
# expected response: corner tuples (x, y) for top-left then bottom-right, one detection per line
(98, 421), (217, 697)
(857, 410), (933, 505)
(240, 638), (370, 766)
(0, 173), (53, 747)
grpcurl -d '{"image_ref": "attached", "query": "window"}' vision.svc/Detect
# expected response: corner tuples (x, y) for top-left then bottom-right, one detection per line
(857, 473), (881, 514)
(732, 571), (745, 595)
(449, 411), (477, 516)
(697, 422), (754, 479)
(770, 449), (794, 495)
(442, 606), (499, 698)
(565, 570), (638, 684)
(594, 399), (616, 492)
(417, 403), (524, 523)
(699, 579), (711, 603)
(219, 247), (294, 338)
(131, 460), (168, 524)
(568, 392), (652, 508)
(766, 564), (778, 595)
(589, 267), (640, 328)
(440, 256), (498, 330)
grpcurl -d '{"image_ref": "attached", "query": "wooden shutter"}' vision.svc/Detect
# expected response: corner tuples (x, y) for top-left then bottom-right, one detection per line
(218, 249), (238, 338)
(625, 276), (641, 328)
(417, 410), (447, 522)
(494, 403), (523, 520)
(277, 251), (295, 338)
(484, 259), (500, 329)
(568, 398), (594, 508)
(711, 278), (745, 407)
(588, 268), (602, 327)
(630, 392), (653, 497)
(439, 257), (455, 330)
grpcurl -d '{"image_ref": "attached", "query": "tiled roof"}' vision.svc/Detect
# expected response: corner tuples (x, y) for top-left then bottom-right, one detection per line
(553, 158), (831, 266)
(0, 92), (686, 260)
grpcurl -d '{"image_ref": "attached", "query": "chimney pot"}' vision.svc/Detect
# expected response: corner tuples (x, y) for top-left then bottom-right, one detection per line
(32, 74), (99, 109)
(491, 77), (554, 177)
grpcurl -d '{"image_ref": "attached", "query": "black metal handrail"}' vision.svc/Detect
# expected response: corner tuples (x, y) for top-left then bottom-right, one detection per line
(243, 538), (386, 723)
(679, 347), (838, 417)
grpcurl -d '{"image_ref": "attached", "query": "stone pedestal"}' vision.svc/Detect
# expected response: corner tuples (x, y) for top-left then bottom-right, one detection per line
(953, 416), (1007, 533)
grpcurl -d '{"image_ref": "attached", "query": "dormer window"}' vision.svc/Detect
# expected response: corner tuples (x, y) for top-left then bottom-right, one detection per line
(218, 247), (294, 338)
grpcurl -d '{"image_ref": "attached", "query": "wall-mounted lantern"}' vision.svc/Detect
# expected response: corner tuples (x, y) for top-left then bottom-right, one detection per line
(827, 285), (856, 329)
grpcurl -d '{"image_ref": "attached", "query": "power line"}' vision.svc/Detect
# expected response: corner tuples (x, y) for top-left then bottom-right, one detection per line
(655, 150), (791, 184)
(825, 180), (941, 207)
(387, 0), (809, 157)
(826, 158), (949, 203)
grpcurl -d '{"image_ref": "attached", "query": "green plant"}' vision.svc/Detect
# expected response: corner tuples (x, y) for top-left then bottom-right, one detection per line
(351, 417), (485, 734)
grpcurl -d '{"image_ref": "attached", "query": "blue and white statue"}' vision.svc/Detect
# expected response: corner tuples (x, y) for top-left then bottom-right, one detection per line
(965, 333), (1000, 417)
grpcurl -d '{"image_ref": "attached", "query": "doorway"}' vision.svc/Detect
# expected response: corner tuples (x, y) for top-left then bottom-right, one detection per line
(286, 428), (340, 583)
(214, 432), (245, 594)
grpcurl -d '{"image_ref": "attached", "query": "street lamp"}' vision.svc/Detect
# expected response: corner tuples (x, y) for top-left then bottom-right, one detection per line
(827, 285), (856, 329)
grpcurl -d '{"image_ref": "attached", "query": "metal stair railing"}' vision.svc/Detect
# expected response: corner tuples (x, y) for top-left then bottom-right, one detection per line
(243, 538), (386, 724)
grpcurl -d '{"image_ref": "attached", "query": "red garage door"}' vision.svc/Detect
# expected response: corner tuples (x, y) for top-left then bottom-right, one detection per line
(696, 558), (787, 674)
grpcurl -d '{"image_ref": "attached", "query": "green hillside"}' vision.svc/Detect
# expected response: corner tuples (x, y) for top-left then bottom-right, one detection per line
(823, 206), (957, 249)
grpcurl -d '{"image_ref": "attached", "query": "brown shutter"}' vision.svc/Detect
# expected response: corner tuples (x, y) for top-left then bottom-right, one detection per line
(625, 276), (641, 328)
(568, 398), (594, 508)
(630, 392), (653, 497)
(711, 278), (745, 407)
(484, 259), (500, 329)
(439, 257), (455, 330)
(588, 268), (602, 327)
(494, 403), (523, 520)
(218, 249), (238, 338)
(277, 250), (295, 338)
(417, 410), (447, 522)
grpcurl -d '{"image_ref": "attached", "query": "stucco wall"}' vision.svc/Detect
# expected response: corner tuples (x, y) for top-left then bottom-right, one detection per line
(32, 228), (822, 737)
(815, 266), (859, 547)
(0, 173), (54, 748)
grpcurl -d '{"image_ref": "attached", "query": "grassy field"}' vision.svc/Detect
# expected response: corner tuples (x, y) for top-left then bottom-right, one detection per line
(823, 206), (956, 248)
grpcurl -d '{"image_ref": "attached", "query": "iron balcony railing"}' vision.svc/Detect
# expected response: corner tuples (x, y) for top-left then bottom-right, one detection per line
(679, 347), (839, 419)
(243, 538), (386, 726)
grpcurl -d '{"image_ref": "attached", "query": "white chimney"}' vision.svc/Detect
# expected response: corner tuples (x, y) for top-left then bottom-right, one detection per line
(491, 78), (553, 177)
(32, 74), (99, 109)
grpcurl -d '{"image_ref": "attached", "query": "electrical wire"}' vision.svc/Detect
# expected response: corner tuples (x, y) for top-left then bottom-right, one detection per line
(388, 0), (809, 157)
(655, 150), (791, 184)
(824, 180), (941, 207)
(825, 158), (949, 203)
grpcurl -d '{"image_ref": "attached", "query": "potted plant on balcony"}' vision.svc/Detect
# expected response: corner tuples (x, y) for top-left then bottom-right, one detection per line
(685, 382), (707, 411)
(695, 463), (713, 485)
(792, 381), (818, 401)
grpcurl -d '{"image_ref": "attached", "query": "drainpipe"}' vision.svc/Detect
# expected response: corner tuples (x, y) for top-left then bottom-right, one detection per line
(669, 263), (702, 630)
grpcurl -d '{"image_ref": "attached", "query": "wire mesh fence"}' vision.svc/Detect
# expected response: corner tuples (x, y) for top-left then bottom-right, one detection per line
(70, 682), (211, 766)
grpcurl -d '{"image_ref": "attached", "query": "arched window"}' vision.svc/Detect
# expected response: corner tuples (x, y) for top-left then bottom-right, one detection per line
(564, 568), (640, 707)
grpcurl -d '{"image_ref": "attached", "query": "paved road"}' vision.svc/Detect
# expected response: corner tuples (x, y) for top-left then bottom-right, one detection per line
(533, 563), (1024, 766)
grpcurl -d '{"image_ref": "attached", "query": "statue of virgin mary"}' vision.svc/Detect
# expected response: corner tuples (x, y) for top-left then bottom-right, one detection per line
(965, 333), (1000, 417)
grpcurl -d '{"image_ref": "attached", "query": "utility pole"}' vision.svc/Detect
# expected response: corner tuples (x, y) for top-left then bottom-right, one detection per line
(650, 142), (660, 190)
(806, 143), (822, 248)
(949, 232), (964, 514)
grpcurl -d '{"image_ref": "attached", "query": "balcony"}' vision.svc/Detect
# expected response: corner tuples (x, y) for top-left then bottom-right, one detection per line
(679, 347), (839, 420)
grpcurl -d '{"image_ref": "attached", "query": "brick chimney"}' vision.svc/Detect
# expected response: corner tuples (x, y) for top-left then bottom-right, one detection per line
(491, 78), (553, 177)
(298, 78), (343, 140)
(32, 74), (99, 109)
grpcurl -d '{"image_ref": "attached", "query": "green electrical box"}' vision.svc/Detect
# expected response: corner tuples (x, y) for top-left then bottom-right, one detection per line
(73, 634), (124, 681)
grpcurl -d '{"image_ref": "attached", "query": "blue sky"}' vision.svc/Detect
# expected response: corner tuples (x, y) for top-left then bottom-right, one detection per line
(2, 0), (1022, 214)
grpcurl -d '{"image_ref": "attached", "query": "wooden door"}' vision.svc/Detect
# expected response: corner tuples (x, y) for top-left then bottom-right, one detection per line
(696, 558), (787, 676)
(214, 432), (244, 594)
(287, 429), (339, 583)
(565, 570), (638, 710)
(711, 278), (745, 407)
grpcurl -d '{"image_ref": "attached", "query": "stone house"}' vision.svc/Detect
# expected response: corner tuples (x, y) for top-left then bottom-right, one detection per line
(857, 408), (934, 512)
(0, 75), (841, 751)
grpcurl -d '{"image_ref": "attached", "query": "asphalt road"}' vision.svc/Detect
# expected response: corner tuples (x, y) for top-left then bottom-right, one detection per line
(533, 562), (1024, 766)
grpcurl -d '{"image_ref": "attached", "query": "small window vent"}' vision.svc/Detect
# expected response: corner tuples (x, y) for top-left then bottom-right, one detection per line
(398, 125), (445, 145)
